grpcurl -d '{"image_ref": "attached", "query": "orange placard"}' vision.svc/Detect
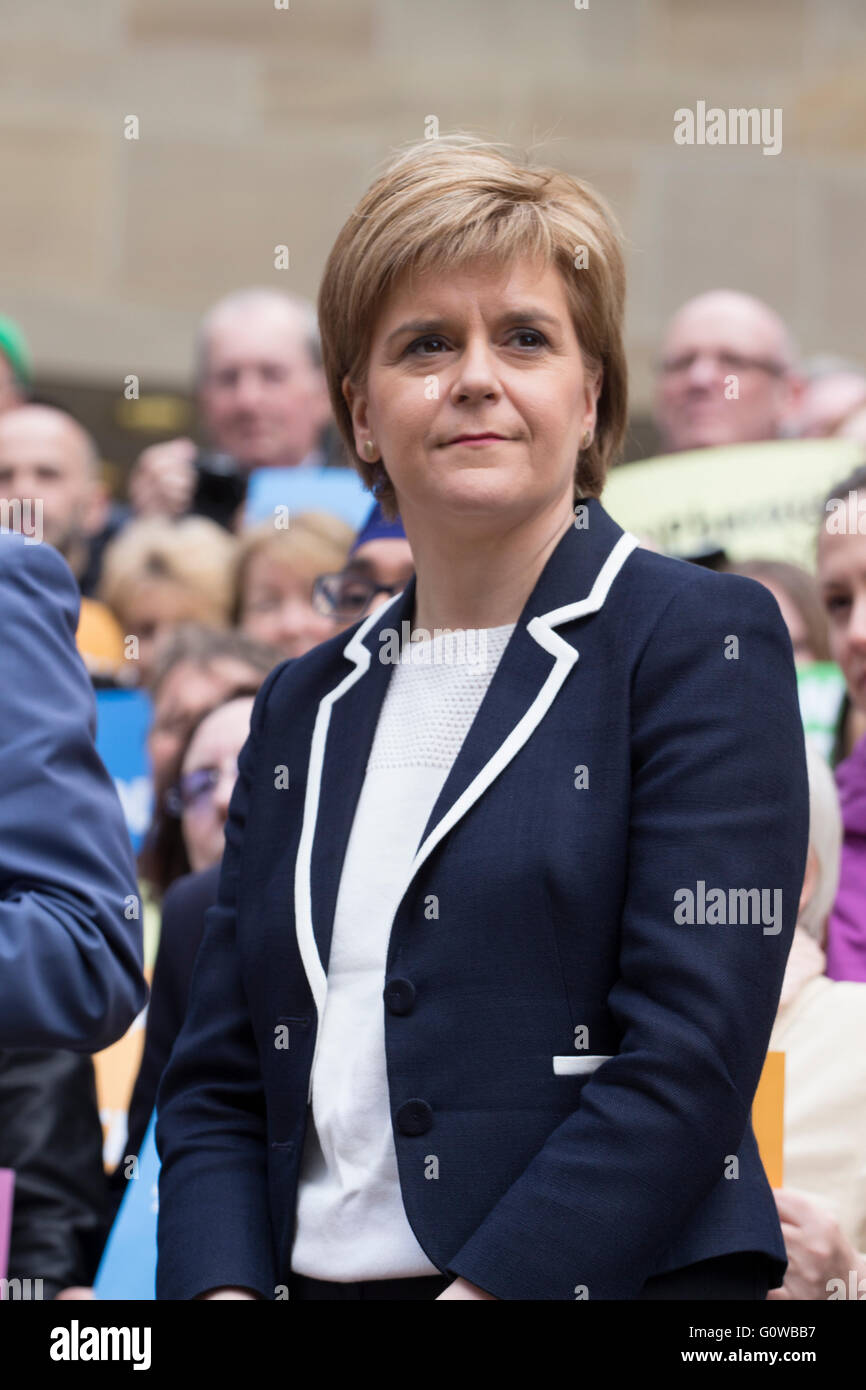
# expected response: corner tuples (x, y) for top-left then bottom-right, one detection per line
(752, 1050), (785, 1189)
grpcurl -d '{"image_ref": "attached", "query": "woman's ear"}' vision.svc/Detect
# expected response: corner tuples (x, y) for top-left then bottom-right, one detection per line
(342, 374), (370, 455)
(583, 366), (603, 435)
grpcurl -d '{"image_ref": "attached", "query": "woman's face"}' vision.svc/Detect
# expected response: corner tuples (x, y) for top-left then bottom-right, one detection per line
(123, 582), (221, 687)
(179, 696), (256, 873)
(344, 256), (600, 533)
(148, 656), (264, 794)
(817, 508), (866, 711)
(240, 550), (336, 658)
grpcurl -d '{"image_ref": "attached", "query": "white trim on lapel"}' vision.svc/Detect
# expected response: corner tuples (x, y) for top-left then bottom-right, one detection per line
(407, 530), (640, 874)
(294, 589), (406, 1102)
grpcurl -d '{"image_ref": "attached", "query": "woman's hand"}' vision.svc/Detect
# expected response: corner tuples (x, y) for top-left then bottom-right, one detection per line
(435, 1277), (497, 1300)
(767, 1188), (865, 1300)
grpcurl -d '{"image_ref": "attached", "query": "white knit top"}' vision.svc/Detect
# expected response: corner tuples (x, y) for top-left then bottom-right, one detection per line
(290, 622), (516, 1280)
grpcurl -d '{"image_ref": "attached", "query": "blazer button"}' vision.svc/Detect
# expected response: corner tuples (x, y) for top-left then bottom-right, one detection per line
(384, 977), (416, 1015)
(396, 1099), (433, 1136)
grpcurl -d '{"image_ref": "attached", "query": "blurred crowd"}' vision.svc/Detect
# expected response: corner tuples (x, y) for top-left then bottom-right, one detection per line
(1, 280), (865, 1300)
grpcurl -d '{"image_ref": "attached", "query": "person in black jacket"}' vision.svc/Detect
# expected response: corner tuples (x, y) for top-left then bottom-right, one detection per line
(0, 1049), (110, 1299)
(106, 864), (220, 1221)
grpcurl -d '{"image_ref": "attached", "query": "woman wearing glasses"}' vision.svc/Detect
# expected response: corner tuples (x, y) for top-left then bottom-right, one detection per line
(156, 136), (809, 1300)
(235, 506), (413, 654)
(313, 501), (414, 628)
(234, 512), (354, 659)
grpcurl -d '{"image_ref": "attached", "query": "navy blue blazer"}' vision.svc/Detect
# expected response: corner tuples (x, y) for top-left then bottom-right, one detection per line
(155, 498), (809, 1300)
(0, 532), (146, 1051)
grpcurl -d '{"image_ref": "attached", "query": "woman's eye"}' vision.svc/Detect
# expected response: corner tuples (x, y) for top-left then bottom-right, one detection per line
(509, 329), (547, 348)
(825, 596), (850, 613)
(407, 335), (449, 355)
(404, 328), (548, 357)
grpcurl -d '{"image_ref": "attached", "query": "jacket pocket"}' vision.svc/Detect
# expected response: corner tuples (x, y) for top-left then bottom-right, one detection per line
(552, 1054), (613, 1075)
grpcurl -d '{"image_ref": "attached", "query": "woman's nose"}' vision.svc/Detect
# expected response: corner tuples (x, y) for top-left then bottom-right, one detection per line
(213, 770), (237, 820)
(277, 598), (330, 645)
(450, 335), (502, 400)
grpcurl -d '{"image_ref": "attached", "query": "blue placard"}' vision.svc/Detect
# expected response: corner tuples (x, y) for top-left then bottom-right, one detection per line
(244, 465), (372, 530)
(95, 688), (153, 852)
(93, 1110), (158, 1300)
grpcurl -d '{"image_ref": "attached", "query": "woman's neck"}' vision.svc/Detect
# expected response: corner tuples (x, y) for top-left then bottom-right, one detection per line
(405, 497), (576, 633)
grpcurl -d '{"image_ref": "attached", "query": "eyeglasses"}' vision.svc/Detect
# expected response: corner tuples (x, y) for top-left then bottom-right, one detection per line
(165, 760), (238, 816)
(657, 351), (788, 378)
(312, 572), (402, 622)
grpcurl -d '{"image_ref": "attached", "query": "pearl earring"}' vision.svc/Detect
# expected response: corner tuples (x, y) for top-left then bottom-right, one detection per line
(581, 430), (592, 450)
(363, 439), (378, 461)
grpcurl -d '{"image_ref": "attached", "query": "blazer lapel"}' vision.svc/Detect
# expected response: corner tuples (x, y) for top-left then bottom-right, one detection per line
(294, 581), (415, 1095)
(294, 499), (639, 1096)
(411, 499), (639, 874)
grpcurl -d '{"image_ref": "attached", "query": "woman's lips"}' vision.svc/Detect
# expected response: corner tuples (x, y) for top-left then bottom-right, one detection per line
(445, 434), (507, 446)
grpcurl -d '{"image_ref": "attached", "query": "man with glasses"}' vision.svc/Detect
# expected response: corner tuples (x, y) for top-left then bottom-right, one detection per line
(654, 290), (803, 455)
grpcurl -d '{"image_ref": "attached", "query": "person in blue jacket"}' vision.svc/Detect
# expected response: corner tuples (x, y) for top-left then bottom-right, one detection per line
(0, 530), (146, 1049)
(156, 136), (809, 1301)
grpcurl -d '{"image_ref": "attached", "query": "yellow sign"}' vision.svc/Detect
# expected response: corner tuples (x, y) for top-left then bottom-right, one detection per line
(603, 438), (864, 568)
(752, 1049), (785, 1189)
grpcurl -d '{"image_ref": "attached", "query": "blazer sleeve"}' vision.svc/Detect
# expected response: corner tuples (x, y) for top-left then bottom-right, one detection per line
(0, 534), (146, 1051)
(154, 664), (284, 1301)
(119, 865), (219, 1184)
(445, 572), (810, 1300)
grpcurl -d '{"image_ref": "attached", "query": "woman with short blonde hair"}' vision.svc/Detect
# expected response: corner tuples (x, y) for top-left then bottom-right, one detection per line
(233, 511), (354, 658)
(100, 516), (238, 686)
(319, 135), (628, 519)
(157, 135), (809, 1303)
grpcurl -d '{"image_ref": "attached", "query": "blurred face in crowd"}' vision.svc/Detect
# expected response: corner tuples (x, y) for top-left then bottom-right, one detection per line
(149, 656), (264, 792)
(756, 579), (816, 668)
(817, 500), (866, 714)
(328, 539), (415, 627)
(198, 302), (331, 472)
(0, 405), (107, 564)
(179, 696), (255, 873)
(795, 372), (866, 439)
(122, 585), (229, 688)
(655, 292), (799, 452)
(346, 256), (599, 536)
(239, 548), (336, 657)
(0, 351), (25, 414)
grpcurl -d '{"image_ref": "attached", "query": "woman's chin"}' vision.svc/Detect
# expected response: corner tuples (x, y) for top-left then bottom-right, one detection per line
(422, 471), (532, 521)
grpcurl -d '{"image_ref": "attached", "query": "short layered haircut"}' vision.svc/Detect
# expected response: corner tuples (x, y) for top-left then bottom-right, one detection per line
(318, 134), (628, 520)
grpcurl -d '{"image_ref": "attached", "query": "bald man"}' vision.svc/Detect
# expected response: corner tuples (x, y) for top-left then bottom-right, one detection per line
(0, 405), (126, 678)
(0, 404), (110, 582)
(129, 289), (333, 523)
(654, 290), (803, 454)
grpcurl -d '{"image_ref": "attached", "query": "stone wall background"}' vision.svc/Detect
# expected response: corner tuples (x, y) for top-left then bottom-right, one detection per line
(0, 0), (863, 463)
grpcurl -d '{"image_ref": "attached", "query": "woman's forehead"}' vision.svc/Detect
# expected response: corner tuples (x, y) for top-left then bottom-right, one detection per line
(381, 253), (561, 313)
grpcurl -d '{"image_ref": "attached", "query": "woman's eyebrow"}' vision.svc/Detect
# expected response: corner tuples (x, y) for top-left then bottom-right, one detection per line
(383, 318), (450, 348)
(383, 307), (561, 348)
(496, 307), (561, 330)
